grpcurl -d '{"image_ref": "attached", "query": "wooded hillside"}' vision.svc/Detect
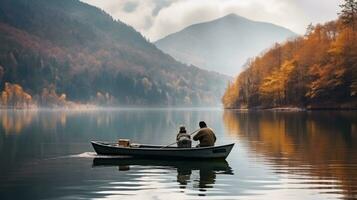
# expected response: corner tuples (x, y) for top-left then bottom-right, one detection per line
(0, 0), (229, 108)
(223, 1), (357, 109)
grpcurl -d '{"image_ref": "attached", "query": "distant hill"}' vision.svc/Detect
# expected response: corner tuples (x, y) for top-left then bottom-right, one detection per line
(0, 0), (229, 107)
(155, 14), (296, 75)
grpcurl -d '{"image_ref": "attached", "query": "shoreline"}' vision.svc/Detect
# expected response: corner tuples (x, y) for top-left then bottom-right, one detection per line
(0, 106), (225, 111)
(223, 106), (357, 111)
(0, 106), (356, 112)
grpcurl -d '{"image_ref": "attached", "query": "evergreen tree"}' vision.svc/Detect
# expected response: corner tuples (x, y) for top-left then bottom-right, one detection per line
(339, 0), (357, 30)
(305, 23), (314, 37)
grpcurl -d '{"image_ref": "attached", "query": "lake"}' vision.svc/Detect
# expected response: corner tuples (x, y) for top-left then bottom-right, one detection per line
(0, 108), (356, 200)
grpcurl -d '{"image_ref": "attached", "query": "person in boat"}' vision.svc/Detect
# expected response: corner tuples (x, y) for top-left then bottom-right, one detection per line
(193, 121), (216, 147)
(176, 125), (192, 148)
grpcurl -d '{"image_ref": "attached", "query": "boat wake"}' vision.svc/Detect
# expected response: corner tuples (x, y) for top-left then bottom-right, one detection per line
(44, 152), (131, 160)
(69, 152), (130, 159)
(69, 152), (97, 158)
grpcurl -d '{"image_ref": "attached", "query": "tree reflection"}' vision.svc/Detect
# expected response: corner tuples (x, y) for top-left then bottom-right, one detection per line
(0, 110), (69, 135)
(223, 110), (357, 199)
(0, 110), (37, 135)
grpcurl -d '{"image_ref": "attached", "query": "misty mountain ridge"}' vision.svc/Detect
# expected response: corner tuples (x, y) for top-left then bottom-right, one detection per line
(0, 0), (229, 107)
(155, 13), (297, 75)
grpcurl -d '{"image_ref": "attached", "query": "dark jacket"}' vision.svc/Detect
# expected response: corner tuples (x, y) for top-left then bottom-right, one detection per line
(193, 128), (216, 147)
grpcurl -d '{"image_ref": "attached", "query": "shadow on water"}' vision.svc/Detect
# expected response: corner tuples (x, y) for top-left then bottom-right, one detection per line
(92, 157), (233, 190)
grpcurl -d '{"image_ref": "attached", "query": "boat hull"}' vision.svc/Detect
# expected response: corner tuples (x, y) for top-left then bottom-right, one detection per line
(91, 141), (234, 159)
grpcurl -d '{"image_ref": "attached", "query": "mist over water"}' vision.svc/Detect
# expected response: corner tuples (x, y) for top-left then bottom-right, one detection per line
(0, 109), (356, 200)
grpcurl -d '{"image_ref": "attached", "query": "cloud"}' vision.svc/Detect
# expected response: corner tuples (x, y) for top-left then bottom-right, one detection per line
(122, 1), (138, 13)
(81, 0), (341, 41)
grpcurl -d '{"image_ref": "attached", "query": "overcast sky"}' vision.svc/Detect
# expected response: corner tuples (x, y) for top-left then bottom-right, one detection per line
(82, 0), (342, 42)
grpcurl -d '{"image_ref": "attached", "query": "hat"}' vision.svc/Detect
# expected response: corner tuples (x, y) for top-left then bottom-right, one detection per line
(179, 125), (187, 133)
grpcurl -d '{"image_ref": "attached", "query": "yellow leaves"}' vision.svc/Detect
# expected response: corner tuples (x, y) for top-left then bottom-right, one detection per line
(328, 28), (351, 55)
(259, 60), (296, 104)
(1, 91), (8, 105)
(260, 74), (280, 95)
(40, 85), (79, 107)
(59, 94), (66, 101)
(222, 78), (244, 108)
(0, 82), (35, 109)
(306, 64), (346, 99)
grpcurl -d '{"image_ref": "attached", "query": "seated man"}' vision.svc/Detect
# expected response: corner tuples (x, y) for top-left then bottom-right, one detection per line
(193, 121), (216, 147)
(176, 126), (192, 148)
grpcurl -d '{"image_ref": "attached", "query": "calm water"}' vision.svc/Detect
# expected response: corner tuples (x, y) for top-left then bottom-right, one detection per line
(0, 109), (356, 200)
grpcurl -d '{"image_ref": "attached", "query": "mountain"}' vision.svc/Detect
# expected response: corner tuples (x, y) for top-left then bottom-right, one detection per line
(155, 14), (296, 75)
(0, 0), (229, 107)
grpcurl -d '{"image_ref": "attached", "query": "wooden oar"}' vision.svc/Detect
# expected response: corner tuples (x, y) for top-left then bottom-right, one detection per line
(160, 128), (200, 149)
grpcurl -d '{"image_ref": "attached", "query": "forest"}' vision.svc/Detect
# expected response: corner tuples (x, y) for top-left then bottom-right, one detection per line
(223, 0), (357, 109)
(0, 0), (228, 108)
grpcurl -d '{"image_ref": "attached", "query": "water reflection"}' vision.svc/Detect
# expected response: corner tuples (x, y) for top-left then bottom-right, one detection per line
(0, 109), (225, 161)
(0, 110), (71, 135)
(1, 109), (357, 199)
(92, 157), (233, 191)
(223, 110), (357, 199)
(0, 110), (37, 134)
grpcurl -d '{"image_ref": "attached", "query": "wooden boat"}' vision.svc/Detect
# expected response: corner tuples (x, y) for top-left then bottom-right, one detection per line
(91, 141), (234, 159)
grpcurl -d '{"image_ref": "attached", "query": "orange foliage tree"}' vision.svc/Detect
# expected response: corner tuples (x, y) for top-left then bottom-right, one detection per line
(0, 82), (35, 109)
(223, 11), (357, 108)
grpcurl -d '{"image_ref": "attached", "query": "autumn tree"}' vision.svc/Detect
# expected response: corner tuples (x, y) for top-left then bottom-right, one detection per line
(223, 18), (357, 109)
(0, 82), (35, 108)
(259, 60), (296, 106)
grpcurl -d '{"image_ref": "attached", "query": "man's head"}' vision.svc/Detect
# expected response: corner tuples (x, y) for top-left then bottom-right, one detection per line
(179, 125), (186, 133)
(199, 121), (207, 128)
